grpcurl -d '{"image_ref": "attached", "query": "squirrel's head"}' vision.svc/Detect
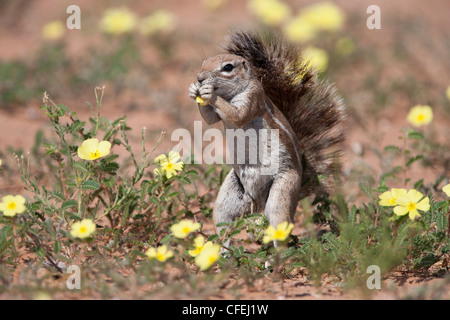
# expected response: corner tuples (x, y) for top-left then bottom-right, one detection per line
(197, 54), (252, 100)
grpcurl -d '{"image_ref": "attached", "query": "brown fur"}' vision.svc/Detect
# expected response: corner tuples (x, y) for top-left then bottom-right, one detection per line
(223, 30), (346, 197)
(188, 30), (345, 247)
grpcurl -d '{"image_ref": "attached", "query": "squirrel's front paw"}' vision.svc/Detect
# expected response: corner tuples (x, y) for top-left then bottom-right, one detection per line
(189, 82), (200, 100)
(198, 84), (215, 105)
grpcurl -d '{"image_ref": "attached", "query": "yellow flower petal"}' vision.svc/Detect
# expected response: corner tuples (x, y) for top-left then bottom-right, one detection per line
(42, 20), (65, 40)
(407, 189), (424, 204)
(196, 96), (208, 106)
(97, 141), (112, 157)
(168, 151), (181, 164)
(0, 195), (26, 217)
(394, 205), (409, 216)
(263, 222), (294, 243)
(170, 219), (201, 239)
(415, 197), (430, 212)
(171, 162), (184, 172)
(154, 154), (168, 165)
(408, 209), (421, 220)
(443, 183), (450, 197)
(395, 194), (411, 207)
(77, 138), (111, 161)
(99, 7), (137, 36)
(70, 219), (96, 239)
(154, 151), (183, 179)
(139, 10), (176, 36)
(248, 0), (292, 27)
(145, 248), (157, 259)
(407, 105), (433, 127)
(379, 190), (395, 206)
(146, 245), (173, 262)
(300, 2), (345, 32)
(194, 242), (221, 270)
(188, 236), (206, 257)
(283, 15), (317, 43)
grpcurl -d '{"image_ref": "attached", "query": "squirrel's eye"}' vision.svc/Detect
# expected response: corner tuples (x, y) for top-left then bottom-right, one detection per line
(222, 64), (234, 72)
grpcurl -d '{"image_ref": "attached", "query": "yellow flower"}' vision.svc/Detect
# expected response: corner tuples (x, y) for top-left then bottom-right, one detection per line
(407, 105), (433, 127)
(77, 138), (111, 161)
(188, 236), (206, 257)
(379, 188), (408, 207)
(283, 15), (317, 43)
(70, 219), (96, 239)
(0, 195), (26, 217)
(300, 1), (345, 32)
(302, 46), (329, 73)
(393, 189), (430, 221)
(146, 245), (174, 262)
(99, 7), (137, 36)
(42, 20), (65, 40)
(248, 0), (291, 27)
(443, 183), (450, 197)
(335, 37), (355, 56)
(194, 242), (221, 270)
(154, 151), (184, 179)
(446, 86), (450, 101)
(196, 96), (208, 106)
(139, 10), (176, 36)
(170, 219), (201, 239)
(202, 0), (227, 11)
(262, 221), (294, 244)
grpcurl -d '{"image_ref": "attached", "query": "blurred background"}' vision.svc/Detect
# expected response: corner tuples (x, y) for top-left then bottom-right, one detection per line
(0, 0), (449, 195)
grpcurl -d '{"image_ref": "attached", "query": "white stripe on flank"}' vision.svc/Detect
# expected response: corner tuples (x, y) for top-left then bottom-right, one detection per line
(264, 101), (302, 171)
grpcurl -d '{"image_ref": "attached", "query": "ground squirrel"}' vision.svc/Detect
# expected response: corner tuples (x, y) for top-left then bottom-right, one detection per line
(189, 30), (346, 245)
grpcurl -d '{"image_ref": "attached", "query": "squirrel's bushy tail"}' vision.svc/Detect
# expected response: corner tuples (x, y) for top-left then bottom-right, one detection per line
(224, 30), (346, 197)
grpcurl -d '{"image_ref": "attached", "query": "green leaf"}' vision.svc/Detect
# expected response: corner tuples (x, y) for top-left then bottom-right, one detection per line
(73, 161), (88, 173)
(232, 246), (241, 258)
(160, 234), (172, 244)
(229, 229), (241, 237)
(50, 191), (64, 202)
(178, 176), (191, 184)
(406, 155), (424, 167)
(436, 210), (447, 232)
(413, 179), (424, 190)
(69, 120), (85, 133)
(413, 253), (440, 270)
(207, 234), (219, 242)
(81, 179), (101, 190)
(149, 196), (160, 205)
(61, 199), (77, 210)
(186, 170), (199, 176)
(54, 240), (61, 253)
(407, 130), (424, 140)
(235, 219), (245, 230)
(216, 222), (230, 228)
(384, 145), (401, 152)
(100, 161), (119, 174)
(358, 182), (373, 199)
